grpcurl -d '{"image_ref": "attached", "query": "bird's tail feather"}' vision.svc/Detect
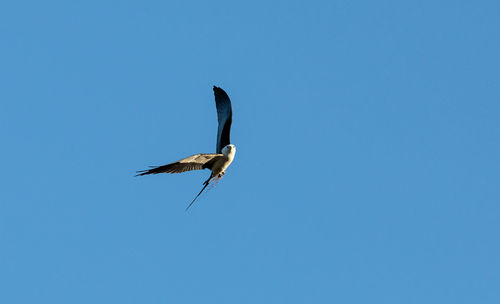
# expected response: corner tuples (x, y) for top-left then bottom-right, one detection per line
(185, 174), (213, 211)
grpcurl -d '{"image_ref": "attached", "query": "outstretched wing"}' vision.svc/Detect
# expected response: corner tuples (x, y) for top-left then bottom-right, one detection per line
(136, 153), (223, 176)
(213, 86), (233, 153)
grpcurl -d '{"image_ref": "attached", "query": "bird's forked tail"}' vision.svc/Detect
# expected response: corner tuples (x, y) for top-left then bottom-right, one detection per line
(185, 174), (214, 211)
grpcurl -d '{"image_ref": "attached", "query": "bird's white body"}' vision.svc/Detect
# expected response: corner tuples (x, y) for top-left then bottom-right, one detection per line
(212, 144), (236, 177)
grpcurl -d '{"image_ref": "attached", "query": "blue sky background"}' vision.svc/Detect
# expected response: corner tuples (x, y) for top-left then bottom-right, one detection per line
(1, 0), (499, 303)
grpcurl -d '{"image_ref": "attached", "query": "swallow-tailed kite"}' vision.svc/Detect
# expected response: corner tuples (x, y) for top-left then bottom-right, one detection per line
(136, 86), (236, 210)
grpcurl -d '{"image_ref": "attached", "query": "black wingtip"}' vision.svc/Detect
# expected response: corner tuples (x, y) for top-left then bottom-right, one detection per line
(135, 169), (152, 177)
(213, 86), (230, 99)
(213, 85), (226, 92)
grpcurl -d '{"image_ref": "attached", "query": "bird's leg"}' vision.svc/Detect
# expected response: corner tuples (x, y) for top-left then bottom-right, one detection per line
(217, 171), (225, 180)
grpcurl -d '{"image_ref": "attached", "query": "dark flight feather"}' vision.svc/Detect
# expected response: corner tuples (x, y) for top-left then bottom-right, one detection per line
(135, 153), (222, 176)
(213, 86), (233, 153)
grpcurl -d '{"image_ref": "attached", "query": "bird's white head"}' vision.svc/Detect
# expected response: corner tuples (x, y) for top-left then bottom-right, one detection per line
(222, 144), (236, 158)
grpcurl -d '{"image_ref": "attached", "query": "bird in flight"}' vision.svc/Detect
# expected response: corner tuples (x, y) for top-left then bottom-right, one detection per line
(136, 86), (236, 210)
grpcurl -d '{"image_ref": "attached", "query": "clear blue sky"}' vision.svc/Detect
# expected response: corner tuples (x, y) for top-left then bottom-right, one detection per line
(1, 0), (499, 303)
